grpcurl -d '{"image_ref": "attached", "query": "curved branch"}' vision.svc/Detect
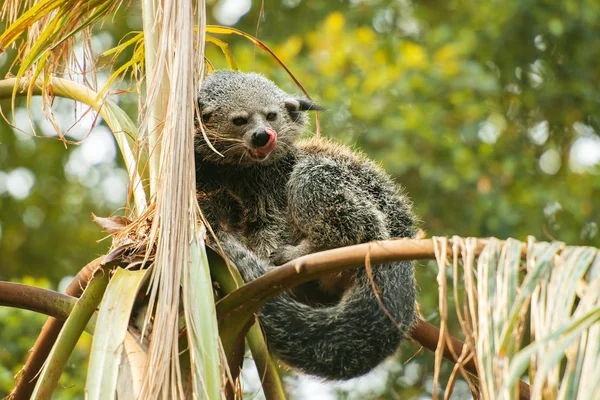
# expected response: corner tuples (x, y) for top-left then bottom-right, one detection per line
(216, 238), (507, 318)
(0, 282), (75, 319)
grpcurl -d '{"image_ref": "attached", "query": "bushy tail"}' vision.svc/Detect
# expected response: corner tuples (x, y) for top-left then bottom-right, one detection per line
(220, 235), (417, 380)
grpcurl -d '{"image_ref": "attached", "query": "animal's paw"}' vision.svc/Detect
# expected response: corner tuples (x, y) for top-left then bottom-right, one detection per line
(214, 230), (266, 281)
(270, 239), (313, 265)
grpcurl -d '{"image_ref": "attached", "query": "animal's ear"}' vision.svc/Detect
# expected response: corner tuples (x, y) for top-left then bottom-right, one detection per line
(284, 98), (325, 112)
(284, 98), (324, 122)
(199, 105), (214, 123)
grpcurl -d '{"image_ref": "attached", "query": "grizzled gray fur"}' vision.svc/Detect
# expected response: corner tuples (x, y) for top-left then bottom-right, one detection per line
(195, 70), (418, 380)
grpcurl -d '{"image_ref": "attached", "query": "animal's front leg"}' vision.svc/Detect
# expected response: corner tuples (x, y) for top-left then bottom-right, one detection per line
(215, 230), (266, 282)
(244, 216), (289, 261)
(287, 158), (390, 251)
(270, 239), (312, 265)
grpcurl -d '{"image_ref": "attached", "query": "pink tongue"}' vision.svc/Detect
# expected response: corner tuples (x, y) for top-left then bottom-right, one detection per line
(254, 127), (278, 156)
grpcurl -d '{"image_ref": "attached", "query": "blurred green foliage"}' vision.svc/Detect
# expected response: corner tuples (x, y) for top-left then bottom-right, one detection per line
(1, 0), (599, 398)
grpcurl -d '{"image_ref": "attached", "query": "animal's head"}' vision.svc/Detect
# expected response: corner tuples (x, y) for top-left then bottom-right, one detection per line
(196, 70), (323, 166)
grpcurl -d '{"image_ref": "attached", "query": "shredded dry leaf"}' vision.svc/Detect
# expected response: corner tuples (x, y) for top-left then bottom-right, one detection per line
(432, 237), (600, 400)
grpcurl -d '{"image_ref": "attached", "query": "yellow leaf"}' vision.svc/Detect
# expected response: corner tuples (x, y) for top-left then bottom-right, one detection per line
(274, 36), (303, 64)
(344, 75), (360, 90)
(434, 44), (461, 76)
(374, 49), (388, 64)
(400, 41), (428, 69)
(355, 26), (375, 45)
(324, 12), (345, 34)
(363, 71), (388, 95)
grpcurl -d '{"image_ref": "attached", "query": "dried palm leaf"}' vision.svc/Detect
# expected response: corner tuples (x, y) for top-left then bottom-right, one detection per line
(434, 237), (600, 400)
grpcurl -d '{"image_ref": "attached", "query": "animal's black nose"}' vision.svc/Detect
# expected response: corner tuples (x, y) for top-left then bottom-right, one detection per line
(252, 129), (270, 147)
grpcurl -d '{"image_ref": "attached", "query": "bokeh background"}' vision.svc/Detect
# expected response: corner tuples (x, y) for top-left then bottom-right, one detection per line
(1, 0), (599, 398)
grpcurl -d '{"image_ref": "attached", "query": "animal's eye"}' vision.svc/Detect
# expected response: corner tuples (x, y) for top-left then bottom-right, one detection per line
(201, 112), (211, 123)
(266, 112), (277, 121)
(232, 117), (248, 126)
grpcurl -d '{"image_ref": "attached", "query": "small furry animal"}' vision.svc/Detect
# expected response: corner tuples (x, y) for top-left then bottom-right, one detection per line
(195, 70), (418, 380)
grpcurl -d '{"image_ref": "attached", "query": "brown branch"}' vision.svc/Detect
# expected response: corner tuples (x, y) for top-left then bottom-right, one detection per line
(0, 282), (75, 319)
(216, 238), (519, 317)
(8, 256), (103, 400)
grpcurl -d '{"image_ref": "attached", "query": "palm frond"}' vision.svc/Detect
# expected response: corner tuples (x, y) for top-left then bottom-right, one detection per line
(86, 268), (150, 400)
(0, 0), (126, 141)
(96, 32), (145, 101)
(435, 237), (600, 399)
(205, 35), (238, 70)
(139, 0), (223, 398)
